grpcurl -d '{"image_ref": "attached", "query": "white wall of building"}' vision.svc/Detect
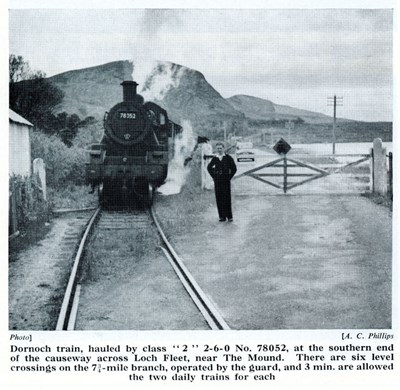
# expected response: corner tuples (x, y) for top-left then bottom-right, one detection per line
(9, 121), (31, 176)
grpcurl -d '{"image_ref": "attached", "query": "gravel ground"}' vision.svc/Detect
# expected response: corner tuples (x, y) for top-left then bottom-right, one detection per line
(9, 212), (92, 330)
(154, 176), (392, 329)
(8, 168), (392, 331)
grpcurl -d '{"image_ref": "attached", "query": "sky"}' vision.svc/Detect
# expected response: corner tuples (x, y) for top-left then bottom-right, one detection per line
(8, 5), (394, 122)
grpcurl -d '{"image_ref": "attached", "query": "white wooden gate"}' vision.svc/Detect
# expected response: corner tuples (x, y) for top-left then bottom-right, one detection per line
(232, 133), (374, 197)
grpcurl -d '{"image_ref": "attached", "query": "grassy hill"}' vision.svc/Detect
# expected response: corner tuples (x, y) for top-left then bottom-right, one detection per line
(48, 60), (134, 120)
(226, 94), (343, 124)
(33, 60), (392, 143)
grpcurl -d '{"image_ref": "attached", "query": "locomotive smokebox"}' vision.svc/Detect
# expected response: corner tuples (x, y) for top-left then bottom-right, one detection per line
(121, 80), (139, 102)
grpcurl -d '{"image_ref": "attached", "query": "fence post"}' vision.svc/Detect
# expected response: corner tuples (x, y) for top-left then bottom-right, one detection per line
(283, 155), (288, 193)
(33, 158), (47, 201)
(388, 152), (393, 200)
(372, 138), (387, 196)
(9, 179), (18, 236)
(370, 148), (374, 192)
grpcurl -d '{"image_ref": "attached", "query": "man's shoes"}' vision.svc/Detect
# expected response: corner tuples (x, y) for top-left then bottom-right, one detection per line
(228, 218), (233, 222)
(219, 218), (226, 222)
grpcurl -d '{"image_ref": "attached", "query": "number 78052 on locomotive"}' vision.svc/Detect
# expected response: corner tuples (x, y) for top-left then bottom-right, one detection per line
(86, 81), (182, 206)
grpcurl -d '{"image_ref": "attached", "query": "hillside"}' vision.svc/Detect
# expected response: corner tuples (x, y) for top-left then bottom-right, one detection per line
(226, 94), (339, 124)
(49, 60), (243, 126)
(154, 63), (243, 123)
(19, 59), (391, 142)
(49, 61), (134, 120)
(47, 60), (345, 128)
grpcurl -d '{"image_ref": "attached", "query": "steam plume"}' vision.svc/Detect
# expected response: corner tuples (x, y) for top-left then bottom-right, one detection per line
(158, 121), (196, 195)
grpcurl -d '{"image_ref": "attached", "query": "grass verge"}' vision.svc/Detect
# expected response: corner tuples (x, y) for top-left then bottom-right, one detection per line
(362, 192), (393, 211)
(49, 184), (98, 210)
(9, 217), (53, 260)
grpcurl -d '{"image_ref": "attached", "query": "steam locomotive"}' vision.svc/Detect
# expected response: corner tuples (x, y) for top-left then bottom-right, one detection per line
(86, 80), (182, 206)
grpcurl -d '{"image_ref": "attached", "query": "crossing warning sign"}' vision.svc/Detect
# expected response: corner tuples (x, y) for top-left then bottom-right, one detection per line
(273, 138), (291, 155)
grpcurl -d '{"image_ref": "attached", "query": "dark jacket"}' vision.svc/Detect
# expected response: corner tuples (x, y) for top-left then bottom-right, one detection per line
(207, 154), (237, 182)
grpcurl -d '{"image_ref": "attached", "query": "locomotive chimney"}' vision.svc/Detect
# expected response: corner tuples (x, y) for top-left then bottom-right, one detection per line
(121, 81), (138, 102)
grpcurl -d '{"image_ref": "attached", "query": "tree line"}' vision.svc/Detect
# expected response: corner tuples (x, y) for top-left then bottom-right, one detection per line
(9, 55), (95, 146)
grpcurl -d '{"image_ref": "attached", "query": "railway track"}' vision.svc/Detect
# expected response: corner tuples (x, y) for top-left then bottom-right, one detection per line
(56, 206), (229, 331)
(55, 207), (101, 331)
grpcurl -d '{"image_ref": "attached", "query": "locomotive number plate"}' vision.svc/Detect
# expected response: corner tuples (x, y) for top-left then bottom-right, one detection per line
(119, 112), (136, 119)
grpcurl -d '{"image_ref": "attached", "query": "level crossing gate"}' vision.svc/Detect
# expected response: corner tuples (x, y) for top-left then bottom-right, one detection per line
(233, 139), (372, 195)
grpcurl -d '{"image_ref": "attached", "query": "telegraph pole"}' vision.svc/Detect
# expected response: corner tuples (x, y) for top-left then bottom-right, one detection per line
(285, 120), (294, 144)
(327, 95), (343, 154)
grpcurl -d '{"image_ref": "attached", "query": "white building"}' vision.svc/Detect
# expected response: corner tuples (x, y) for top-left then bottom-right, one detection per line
(9, 109), (33, 176)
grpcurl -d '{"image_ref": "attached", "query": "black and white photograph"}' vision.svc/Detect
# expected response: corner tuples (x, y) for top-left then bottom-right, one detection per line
(3, 0), (398, 388)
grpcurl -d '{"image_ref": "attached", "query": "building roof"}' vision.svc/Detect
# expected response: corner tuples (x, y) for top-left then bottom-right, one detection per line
(9, 109), (33, 127)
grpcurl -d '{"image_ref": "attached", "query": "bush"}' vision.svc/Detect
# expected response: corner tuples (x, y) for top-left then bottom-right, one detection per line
(48, 184), (97, 210)
(30, 130), (86, 189)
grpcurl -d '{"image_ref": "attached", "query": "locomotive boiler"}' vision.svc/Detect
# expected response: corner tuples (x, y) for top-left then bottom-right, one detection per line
(86, 80), (182, 206)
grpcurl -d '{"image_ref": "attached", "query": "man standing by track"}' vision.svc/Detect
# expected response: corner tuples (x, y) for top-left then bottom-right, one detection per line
(207, 142), (237, 222)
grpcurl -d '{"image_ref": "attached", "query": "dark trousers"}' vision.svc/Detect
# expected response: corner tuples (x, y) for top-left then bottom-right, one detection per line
(214, 179), (233, 220)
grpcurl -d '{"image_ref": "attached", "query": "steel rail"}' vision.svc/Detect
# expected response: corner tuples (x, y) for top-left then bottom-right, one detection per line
(52, 207), (97, 214)
(150, 208), (230, 330)
(56, 207), (101, 330)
